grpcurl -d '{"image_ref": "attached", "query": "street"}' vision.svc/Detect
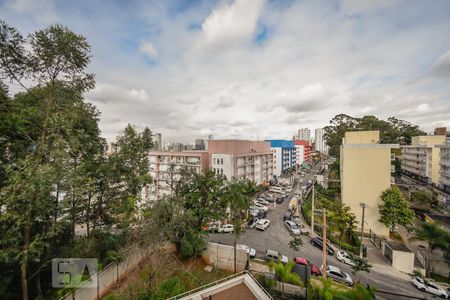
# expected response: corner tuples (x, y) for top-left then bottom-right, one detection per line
(209, 171), (439, 300)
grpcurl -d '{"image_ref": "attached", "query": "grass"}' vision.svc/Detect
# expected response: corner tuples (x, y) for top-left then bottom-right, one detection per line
(431, 273), (450, 284)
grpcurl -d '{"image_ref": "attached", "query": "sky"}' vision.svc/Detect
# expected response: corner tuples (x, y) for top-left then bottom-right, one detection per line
(2, 0), (450, 143)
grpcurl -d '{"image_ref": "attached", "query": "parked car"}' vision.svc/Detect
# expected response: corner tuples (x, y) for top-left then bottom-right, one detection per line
(217, 224), (234, 233)
(276, 196), (285, 204)
(322, 265), (354, 286)
(247, 218), (260, 229)
(286, 186), (293, 193)
(264, 194), (275, 203)
(255, 219), (270, 231)
(257, 210), (267, 219)
(205, 221), (220, 232)
(293, 257), (322, 276)
(253, 203), (269, 212)
(336, 251), (355, 266)
(256, 199), (269, 205)
(413, 277), (448, 298)
(285, 220), (301, 235)
(270, 186), (283, 194)
(265, 249), (288, 265)
(299, 223), (310, 235)
(237, 244), (256, 258)
(311, 237), (334, 255)
(283, 211), (292, 221)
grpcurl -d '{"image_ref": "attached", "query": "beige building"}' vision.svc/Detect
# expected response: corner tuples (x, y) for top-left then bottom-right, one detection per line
(437, 143), (450, 194)
(401, 135), (446, 186)
(340, 131), (399, 237)
(208, 140), (273, 184)
(143, 151), (209, 202)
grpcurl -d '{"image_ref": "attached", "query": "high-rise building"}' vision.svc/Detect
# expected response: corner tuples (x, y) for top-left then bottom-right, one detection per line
(195, 139), (205, 150)
(438, 139), (450, 194)
(340, 131), (399, 236)
(315, 128), (328, 154)
(294, 140), (311, 164)
(266, 140), (296, 177)
(401, 134), (446, 186)
(208, 140), (273, 184)
(208, 134), (214, 140)
(297, 128), (311, 142)
(153, 133), (162, 150)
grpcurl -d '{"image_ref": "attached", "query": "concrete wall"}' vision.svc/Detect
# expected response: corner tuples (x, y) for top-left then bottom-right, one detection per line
(272, 148), (282, 176)
(211, 154), (234, 179)
(202, 242), (248, 272)
(392, 250), (415, 274)
(344, 131), (379, 144)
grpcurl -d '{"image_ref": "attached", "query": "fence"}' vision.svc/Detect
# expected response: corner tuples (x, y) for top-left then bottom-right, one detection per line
(369, 229), (382, 249)
(60, 245), (151, 300)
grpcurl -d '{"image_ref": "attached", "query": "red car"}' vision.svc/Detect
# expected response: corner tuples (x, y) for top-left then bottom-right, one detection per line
(294, 257), (322, 276)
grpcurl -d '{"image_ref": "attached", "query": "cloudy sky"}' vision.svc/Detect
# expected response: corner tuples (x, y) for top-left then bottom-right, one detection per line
(2, 0), (450, 143)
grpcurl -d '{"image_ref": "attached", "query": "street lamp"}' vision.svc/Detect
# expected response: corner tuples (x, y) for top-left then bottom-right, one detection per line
(360, 203), (367, 258)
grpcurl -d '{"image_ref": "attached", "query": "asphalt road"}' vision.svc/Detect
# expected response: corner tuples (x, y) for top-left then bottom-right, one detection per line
(209, 170), (441, 300)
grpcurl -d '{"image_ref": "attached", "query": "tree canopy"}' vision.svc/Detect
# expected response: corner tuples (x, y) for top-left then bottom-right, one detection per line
(378, 186), (415, 231)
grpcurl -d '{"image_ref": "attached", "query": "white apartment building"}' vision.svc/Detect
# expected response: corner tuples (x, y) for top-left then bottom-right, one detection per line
(297, 128), (311, 142)
(315, 128), (328, 154)
(294, 144), (305, 167)
(437, 142), (450, 194)
(401, 135), (446, 186)
(208, 140), (273, 184)
(143, 151), (209, 201)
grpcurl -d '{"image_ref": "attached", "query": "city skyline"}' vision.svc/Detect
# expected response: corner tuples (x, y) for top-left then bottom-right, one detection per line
(2, 0), (450, 143)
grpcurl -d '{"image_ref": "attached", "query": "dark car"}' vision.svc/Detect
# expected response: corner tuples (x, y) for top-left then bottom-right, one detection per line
(276, 196), (285, 204)
(283, 211), (292, 221)
(257, 210), (267, 219)
(310, 237), (334, 255)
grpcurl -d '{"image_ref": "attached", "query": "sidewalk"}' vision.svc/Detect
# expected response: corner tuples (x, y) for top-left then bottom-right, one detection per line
(365, 237), (411, 281)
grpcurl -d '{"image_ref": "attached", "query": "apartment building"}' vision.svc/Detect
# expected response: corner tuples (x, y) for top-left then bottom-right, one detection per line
(153, 133), (162, 150)
(267, 140), (296, 177)
(340, 131), (399, 236)
(143, 151), (209, 201)
(315, 128), (328, 154)
(401, 135), (446, 186)
(208, 140), (273, 184)
(297, 128), (311, 142)
(294, 140), (311, 165)
(437, 142), (450, 194)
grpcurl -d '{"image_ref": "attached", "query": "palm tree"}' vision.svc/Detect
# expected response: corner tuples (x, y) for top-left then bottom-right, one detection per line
(410, 221), (450, 277)
(328, 204), (355, 246)
(225, 181), (252, 273)
(268, 261), (302, 293)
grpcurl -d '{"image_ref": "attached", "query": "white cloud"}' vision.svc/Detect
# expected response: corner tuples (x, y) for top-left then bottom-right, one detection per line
(139, 41), (158, 59)
(200, 0), (265, 49)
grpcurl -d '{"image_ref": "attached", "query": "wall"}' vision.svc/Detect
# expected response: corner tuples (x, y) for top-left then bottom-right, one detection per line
(271, 148), (282, 176)
(202, 242), (248, 272)
(392, 250), (415, 274)
(208, 140), (271, 154)
(344, 131), (379, 144)
(211, 154), (234, 180)
(341, 146), (391, 237)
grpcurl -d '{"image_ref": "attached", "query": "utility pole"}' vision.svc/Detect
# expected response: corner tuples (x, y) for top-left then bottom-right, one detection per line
(360, 203), (366, 258)
(322, 209), (327, 278)
(311, 178), (315, 239)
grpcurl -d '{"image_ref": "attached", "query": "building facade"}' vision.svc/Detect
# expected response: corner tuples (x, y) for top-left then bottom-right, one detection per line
(208, 140), (273, 184)
(315, 128), (328, 154)
(267, 140), (296, 176)
(340, 131), (399, 236)
(195, 139), (205, 150)
(294, 140), (311, 165)
(297, 128), (311, 142)
(143, 151), (209, 201)
(401, 135), (446, 186)
(437, 143), (450, 194)
(153, 133), (162, 150)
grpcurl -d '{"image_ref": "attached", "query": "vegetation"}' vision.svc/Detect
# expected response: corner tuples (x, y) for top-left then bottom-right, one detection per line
(324, 114), (425, 157)
(348, 254), (372, 276)
(410, 221), (450, 277)
(410, 190), (438, 209)
(0, 21), (155, 299)
(268, 261), (303, 295)
(379, 186), (415, 232)
(308, 278), (376, 300)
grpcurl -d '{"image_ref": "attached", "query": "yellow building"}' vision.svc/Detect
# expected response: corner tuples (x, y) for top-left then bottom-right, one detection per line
(340, 131), (399, 237)
(401, 135), (446, 186)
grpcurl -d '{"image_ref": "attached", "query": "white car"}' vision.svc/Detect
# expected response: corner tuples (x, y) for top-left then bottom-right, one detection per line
(336, 251), (356, 267)
(286, 187), (293, 193)
(217, 224), (234, 233)
(255, 219), (270, 231)
(413, 277), (448, 298)
(285, 220), (301, 235)
(237, 244), (256, 258)
(256, 199), (269, 205)
(253, 203), (269, 212)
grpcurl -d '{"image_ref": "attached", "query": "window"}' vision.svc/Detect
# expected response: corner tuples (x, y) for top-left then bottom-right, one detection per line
(221, 158), (223, 164)
(221, 168), (223, 174)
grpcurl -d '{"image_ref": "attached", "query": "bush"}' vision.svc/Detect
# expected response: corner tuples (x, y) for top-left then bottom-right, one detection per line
(341, 242), (359, 255)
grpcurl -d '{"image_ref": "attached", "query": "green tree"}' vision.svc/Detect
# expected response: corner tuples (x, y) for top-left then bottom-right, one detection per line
(410, 222), (450, 277)
(348, 254), (372, 276)
(379, 186), (415, 232)
(410, 190), (438, 209)
(288, 235), (304, 258)
(268, 261), (302, 293)
(328, 204), (355, 246)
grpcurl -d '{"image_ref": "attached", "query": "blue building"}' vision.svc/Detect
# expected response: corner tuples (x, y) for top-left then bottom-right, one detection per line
(266, 140), (297, 176)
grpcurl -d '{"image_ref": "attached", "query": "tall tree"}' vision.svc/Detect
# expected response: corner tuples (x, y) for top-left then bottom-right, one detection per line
(378, 186), (415, 232)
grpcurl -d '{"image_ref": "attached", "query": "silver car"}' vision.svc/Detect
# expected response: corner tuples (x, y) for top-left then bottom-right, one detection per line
(322, 264), (354, 286)
(284, 220), (301, 235)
